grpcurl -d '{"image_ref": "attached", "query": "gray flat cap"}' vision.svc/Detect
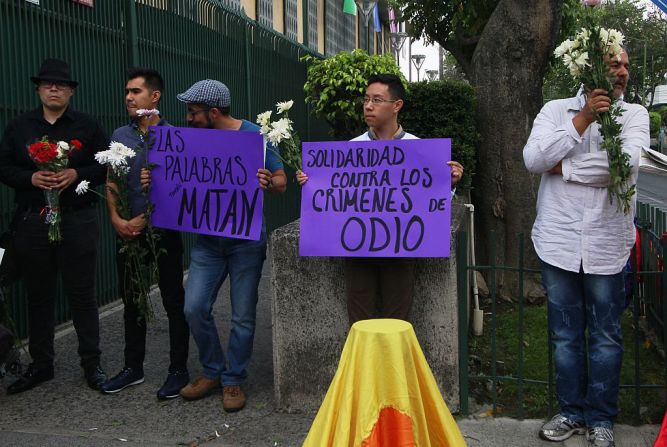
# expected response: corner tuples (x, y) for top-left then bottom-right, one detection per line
(177, 79), (231, 108)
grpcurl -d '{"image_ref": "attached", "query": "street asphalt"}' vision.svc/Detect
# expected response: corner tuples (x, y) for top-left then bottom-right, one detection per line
(0, 255), (661, 446)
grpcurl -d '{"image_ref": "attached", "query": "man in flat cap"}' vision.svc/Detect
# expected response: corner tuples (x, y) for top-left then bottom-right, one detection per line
(169, 79), (285, 412)
(0, 58), (108, 394)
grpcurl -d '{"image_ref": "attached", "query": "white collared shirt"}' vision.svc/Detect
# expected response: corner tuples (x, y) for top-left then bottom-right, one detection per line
(523, 92), (649, 274)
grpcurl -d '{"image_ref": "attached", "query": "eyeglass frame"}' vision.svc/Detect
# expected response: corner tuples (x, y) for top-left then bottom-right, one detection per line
(361, 96), (401, 105)
(186, 107), (211, 118)
(37, 81), (72, 90)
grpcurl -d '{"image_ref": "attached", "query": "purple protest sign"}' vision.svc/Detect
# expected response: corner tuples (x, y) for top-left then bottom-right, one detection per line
(299, 138), (452, 257)
(147, 126), (264, 240)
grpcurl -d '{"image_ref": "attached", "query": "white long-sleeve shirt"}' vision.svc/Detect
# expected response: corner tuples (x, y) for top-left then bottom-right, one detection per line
(523, 92), (649, 274)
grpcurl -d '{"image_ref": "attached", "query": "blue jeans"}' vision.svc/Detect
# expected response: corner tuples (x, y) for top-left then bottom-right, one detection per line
(184, 232), (266, 385)
(541, 260), (625, 428)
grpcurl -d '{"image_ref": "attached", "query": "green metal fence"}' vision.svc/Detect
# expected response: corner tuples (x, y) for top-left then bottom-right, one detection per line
(0, 0), (329, 338)
(456, 202), (667, 424)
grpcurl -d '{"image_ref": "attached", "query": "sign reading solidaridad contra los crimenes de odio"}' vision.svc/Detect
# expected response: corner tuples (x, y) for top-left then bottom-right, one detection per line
(299, 139), (452, 257)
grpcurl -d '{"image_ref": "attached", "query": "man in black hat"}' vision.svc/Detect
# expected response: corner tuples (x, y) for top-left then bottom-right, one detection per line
(0, 58), (108, 394)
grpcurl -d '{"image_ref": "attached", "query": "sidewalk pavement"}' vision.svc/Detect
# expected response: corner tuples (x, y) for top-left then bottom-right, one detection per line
(0, 258), (660, 446)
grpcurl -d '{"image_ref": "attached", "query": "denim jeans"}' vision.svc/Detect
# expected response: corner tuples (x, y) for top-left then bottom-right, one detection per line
(541, 259), (625, 428)
(184, 232), (266, 385)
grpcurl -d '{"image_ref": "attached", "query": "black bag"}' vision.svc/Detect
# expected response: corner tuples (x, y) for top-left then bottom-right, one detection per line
(0, 323), (14, 365)
(0, 223), (21, 287)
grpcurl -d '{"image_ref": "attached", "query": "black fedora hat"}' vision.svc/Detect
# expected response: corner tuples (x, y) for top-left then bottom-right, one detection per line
(30, 58), (78, 87)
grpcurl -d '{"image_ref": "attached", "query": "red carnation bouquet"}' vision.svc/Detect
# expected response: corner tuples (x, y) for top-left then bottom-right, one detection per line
(27, 136), (83, 243)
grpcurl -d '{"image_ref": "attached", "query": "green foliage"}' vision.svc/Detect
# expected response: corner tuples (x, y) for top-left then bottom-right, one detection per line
(302, 50), (404, 140)
(401, 80), (477, 190)
(649, 111), (662, 138)
(389, 0), (496, 52)
(655, 106), (667, 128)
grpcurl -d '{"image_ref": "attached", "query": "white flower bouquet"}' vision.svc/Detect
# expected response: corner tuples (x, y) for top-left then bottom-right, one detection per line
(257, 100), (302, 171)
(554, 16), (634, 214)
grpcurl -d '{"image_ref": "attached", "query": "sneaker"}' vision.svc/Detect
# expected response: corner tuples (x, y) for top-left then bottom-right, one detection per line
(222, 385), (246, 412)
(588, 427), (615, 447)
(84, 364), (107, 391)
(100, 367), (144, 394)
(539, 414), (586, 441)
(157, 370), (190, 400)
(179, 375), (220, 400)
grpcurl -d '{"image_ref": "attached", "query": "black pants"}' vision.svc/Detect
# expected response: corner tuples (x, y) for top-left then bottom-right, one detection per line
(344, 257), (417, 325)
(116, 229), (189, 372)
(14, 207), (101, 371)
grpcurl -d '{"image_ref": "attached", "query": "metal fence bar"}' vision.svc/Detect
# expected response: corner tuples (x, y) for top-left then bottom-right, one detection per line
(490, 232), (498, 415)
(663, 236), (667, 410)
(517, 233), (526, 420)
(1, 0), (330, 338)
(456, 230), (469, 416)
(458, 199), (666, 423)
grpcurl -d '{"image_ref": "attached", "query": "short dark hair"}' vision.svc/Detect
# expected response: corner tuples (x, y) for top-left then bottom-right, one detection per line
(127, 67), (164, 93)
(367, 74), (406, 101)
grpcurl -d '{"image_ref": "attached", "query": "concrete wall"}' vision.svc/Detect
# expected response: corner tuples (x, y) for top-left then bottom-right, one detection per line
(269, 203), (467, 412)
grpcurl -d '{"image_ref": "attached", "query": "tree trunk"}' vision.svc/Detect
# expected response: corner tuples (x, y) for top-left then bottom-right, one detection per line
(467, 0), (563, 298)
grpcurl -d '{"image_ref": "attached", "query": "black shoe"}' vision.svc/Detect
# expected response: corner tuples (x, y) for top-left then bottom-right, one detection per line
(100, 366), (144, 394)
(157, 370), (190, 400)
(84, 365), (107, 391)
(7, 364), (54, 395)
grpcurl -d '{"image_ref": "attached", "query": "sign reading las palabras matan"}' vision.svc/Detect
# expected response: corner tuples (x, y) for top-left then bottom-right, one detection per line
(299, 139), (452, 257)
(148, 126), (264, 241)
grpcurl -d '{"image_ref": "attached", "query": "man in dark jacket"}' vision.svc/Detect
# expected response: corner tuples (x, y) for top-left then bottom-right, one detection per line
(0, 58), (107, 394)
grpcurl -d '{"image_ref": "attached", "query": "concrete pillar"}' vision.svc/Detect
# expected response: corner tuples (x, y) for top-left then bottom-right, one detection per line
(269, 202), (467, 411)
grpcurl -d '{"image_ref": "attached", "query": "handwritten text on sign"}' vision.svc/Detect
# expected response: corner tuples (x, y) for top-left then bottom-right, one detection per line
(148, 126), (264, 240)
(299, 139), (452, 257)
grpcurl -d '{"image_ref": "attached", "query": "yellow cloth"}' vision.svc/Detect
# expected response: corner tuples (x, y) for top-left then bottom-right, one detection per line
(303, 319), (466, 447)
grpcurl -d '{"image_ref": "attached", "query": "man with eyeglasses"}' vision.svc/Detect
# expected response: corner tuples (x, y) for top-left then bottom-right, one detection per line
(0, 58), (108, 394)
(297, 73), (463, 324)
(157, 79), (286, 412)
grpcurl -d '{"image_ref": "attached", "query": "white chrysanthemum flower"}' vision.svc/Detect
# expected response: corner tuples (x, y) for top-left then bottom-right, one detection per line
(94, 150), (111, 165)
(267, 128), (285, 145)
(272, 117), (292, 136)
(56, 141), (70, 156)
(554, 40), (573, 58)
(608, 29), (623, 45)
(276, 100), (294, 114)
(109, 141), (136, 159)
(599, 28), (609, 45)
(75, 180), (90, 195)
(257, 111), (272, 126)
(569, 63), (582, 77)
(259, 124), (271, 136)
(574, 52), (589, 68)
(579, 29), (590, 44)
(136, 108), (160, 117)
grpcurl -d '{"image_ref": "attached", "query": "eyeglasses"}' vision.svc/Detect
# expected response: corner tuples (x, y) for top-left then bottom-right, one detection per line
(362, 97), (400, 105)
(187, 108), (210, 118)
(38, 81), (71, 90)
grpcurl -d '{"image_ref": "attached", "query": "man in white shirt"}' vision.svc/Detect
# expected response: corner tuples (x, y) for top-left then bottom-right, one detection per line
(524, 51), (649, 447)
